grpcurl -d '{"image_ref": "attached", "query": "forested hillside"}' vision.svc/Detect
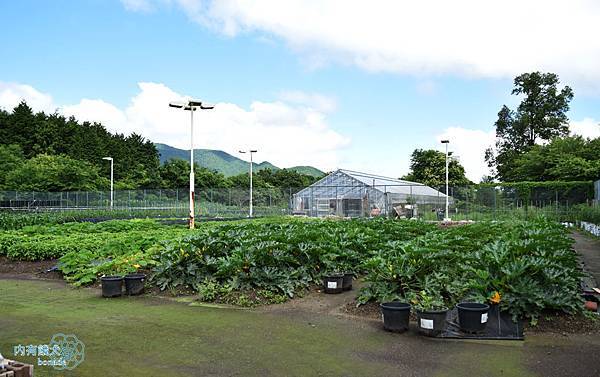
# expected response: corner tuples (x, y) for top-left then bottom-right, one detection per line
(0, 102), (323, 191)
(155, 143), (324, 177)
(0, 102), (160, 189)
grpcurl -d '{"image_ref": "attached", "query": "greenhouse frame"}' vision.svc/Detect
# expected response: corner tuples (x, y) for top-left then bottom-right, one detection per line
(293, 169), (452, 218)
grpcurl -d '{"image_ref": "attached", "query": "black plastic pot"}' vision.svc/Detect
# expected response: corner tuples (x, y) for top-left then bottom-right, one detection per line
(380, 302), (411, 332)
(456, 302), (490, 333)
(101, 275), (123, 298)
(323, 274), (344, 294)
(416, 309), (448, 336)
(342, 273), (354, 291)
(124, 273), (146, 296)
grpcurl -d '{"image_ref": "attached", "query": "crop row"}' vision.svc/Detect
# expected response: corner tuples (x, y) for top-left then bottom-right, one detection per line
(0, 216), (584, 319)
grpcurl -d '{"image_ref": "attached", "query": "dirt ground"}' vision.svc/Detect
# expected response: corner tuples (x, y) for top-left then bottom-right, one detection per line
(572, 230), (600, 288)
(0, 256), (62, 280)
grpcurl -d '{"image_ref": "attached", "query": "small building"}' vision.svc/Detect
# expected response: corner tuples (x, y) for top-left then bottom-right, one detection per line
(293, 169), (451, 218)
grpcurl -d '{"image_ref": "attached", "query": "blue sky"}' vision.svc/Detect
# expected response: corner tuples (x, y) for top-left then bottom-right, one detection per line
(1, 0), (599, 180)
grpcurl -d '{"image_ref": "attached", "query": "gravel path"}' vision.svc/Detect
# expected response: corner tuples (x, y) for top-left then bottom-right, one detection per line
(571, 230), (600, 288)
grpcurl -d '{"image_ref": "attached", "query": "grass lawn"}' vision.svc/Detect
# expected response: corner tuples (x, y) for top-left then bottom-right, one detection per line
(2, 279), (600, 377)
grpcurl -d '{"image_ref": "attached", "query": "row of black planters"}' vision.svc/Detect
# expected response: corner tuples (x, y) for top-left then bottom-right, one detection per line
(323, 273), (354, 293)
(100, 274), (146, 297)
(381, 301), (490, 336)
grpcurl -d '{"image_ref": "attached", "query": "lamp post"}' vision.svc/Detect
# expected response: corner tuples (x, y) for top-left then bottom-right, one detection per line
(440, 140), (450, 221)
(239, 149), (258, 217)
(102, 157), (113, 209)
(169, 99), (215, 229)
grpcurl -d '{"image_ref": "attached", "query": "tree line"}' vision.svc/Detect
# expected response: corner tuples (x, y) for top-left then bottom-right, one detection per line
(402, 72), (599, 186)
(0, 102), (322, 192)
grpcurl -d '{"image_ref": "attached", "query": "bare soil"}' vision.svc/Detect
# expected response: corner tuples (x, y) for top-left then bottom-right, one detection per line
(0, 256), (62, 280)
(572, 230), (600, 287)
(525, 311), (600, 335)
(341, 300), (381, 320)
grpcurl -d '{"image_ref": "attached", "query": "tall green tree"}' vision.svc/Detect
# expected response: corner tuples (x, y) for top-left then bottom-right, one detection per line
(5, 154), (107, 191)
(486, 72), (574, 181)
(402, 149), (471, 188)
(509, 136), (600, 181)
(158, 159), (229, 189)
(256, 168), (321, 189)
(0, 101), (161, 189)
(0, 144), (25, 189)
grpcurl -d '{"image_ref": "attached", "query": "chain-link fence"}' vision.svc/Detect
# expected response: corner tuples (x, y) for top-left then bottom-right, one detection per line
(292, 183), (596, 221)
(0, 183), (596, 222)
(595, 179), (600, 204)
(0, 188), (299, 218)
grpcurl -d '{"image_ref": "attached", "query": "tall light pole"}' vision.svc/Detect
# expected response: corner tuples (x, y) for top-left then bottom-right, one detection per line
(239, 149), (258, 217)
(440, 140), (450, 221)
(102, 157), (113, 209)
(169, 99), (215, 229)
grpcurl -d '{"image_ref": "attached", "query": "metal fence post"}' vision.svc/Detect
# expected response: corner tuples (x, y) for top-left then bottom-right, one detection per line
(493, 188), (497, 221)
(555, 189), (559, 220)
(465, 187), (469, 221)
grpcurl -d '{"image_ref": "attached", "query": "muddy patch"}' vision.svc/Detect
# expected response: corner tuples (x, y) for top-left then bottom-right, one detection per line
(0, 256), (62, 280)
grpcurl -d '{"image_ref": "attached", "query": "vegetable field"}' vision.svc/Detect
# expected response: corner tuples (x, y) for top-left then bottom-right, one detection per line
(0, 215), (586, 319)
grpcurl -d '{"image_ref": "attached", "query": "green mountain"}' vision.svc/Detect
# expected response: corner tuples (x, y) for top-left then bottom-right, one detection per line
(287, 166), (327, 177)
(155, 143), (325, 177)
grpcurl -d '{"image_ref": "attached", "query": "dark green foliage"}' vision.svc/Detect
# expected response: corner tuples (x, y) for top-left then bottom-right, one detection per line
(0, 101), (160, 189)
(0, 215), (586, 318)
(486, 72), (576, 181)
(0, 102), (321, 191)
(0, 144), (25, 188)
(569, 204), (600, 225)
(158, 159), (230, 189)
(150, 219), (435, 297)
(508, 136), (600, 182)
(402, 149), (472, 187)
(358, 218), (584, 320)
(4, 154), (107, 191)
(255, 168), (322, 189)
(0, 219), (184, 261)
(0, 209), (188, 231)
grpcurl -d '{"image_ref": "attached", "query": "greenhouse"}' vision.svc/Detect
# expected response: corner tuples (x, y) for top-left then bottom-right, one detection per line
(293, 169), (451, 218)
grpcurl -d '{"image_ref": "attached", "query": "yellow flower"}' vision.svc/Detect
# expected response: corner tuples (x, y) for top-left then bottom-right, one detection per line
(490, 291), (501, 304)
(133, 264), (141, 269)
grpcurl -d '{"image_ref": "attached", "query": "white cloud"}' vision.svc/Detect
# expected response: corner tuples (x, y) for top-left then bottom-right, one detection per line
(61, 99), (129, 133)
(570, 118), (600, 139)
(129, 0), (600, 90)
(436, 127), (496, 182)
(1, 81), (349, 171)
(0, 82), (55, 113)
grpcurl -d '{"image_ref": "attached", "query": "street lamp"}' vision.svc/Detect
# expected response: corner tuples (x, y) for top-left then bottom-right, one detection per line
(440, 140), (450, 221)
(169, 99), (215, 229)
(239, 149), (258, 217)
(102, 157), (113, 209)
